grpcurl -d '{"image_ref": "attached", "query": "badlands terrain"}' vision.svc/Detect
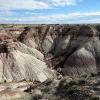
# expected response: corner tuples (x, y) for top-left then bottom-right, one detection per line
(0, 24), (100, 100)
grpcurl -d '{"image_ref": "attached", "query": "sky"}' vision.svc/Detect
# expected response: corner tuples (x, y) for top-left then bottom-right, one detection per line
(0, 0), (100, 24)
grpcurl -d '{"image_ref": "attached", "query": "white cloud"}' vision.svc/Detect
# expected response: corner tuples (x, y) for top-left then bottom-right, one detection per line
(25, 12), (100, 22)
(0, 0), (82, 10)
(0, 9), (12, 17)
(1, 11), (100, 24)
(71, 18), (100, 24)
(50, 0), (79, 6)
(0, 0), (49, 10)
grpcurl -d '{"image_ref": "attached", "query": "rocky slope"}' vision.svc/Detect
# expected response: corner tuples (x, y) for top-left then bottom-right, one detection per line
(0, 34), (55, 83)
(18, 25), (100, 76)
(0, 24), (100, 100)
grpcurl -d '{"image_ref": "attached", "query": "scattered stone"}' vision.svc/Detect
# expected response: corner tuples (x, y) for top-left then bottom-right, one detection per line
(0, 89), (33, 100)
(32, 89), (43, 99)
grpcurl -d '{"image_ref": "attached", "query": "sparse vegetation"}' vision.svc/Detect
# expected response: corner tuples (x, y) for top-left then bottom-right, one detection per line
(0, 24), (100, 100)
(66, 85), (78, 95)
(90, 96), (100, 100)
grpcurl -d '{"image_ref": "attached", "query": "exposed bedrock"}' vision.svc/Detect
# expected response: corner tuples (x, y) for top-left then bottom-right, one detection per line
(0, 34), (55, 83)
(0, 24), (100, 83)
(18, 25), (100, 76)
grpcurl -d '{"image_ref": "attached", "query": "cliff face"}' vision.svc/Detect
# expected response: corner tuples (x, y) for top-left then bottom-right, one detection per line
(0, 24), (100, 83)
(0, 33), (55, 83)
(18, 25), (100, 76)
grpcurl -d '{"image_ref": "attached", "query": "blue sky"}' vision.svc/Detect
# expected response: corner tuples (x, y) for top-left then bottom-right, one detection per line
(0, 0), (100, 24)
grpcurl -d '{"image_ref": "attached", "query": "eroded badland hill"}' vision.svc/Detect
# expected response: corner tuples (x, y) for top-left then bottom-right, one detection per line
(0, 24), (100, 100)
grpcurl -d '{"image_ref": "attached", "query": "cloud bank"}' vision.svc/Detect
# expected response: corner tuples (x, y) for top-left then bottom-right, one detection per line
(0, 0), (100, 24)
(0, 0), (81, 10)
(1, 11), (100, 24)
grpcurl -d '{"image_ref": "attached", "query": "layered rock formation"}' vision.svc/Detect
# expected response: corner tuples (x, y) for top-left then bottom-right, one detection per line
(0, 24), (100, 100)
(0, 24), (100, 83)
(18, 25), (100, 76)
(0, 34), (55, 83)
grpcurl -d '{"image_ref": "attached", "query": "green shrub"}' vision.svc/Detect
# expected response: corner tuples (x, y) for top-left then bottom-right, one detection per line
(90, 96), (100, 100)
(80, 74), (88, 78)
(68, 80), (78, 87)
(78, 78), (86, 85)
(66, 85), (78, 95)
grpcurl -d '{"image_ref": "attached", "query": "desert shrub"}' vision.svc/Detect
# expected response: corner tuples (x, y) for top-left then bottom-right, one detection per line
(56, 79), (79, 96)
(68, 80), (78, 87)
(91, 73), (97, 77)
(78, 78), (87, 85)
(56, 79), (67, 93)
(80, 73), (89, 78)
(33, 95), (42, 100)
(90, 96), (100, 100)
(95, 25), (100, 32)
(66, 85), (78, 95)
